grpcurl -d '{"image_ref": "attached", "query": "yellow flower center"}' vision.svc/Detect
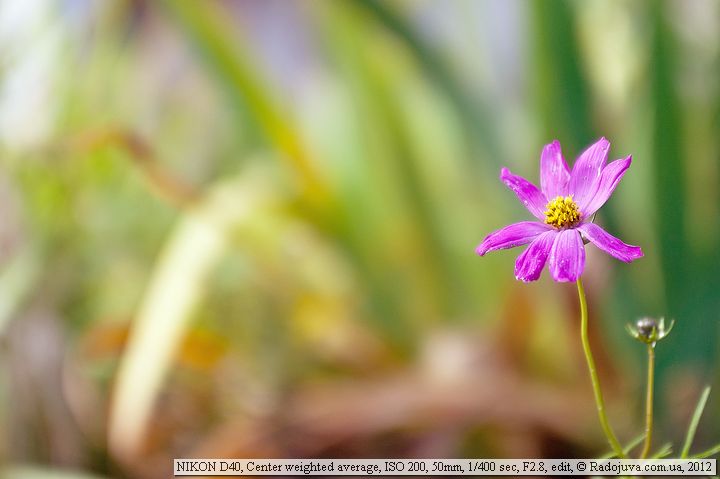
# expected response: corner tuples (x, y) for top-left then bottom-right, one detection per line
(544, 195), (581, 229)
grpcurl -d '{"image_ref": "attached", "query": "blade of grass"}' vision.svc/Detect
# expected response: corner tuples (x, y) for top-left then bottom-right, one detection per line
(681, 386), (712, 458)
(306, 2), (462, 331)
(109, 207), (227, 460)
(649, 2), (686, 314)
(647, 1), (718, 389)
(108, 175), (281, 459)
(158, 1), (329, 206)
(692, 443), (720, 459)
(347, 0), (502, 170)
(157, 1), (428, 345)
(335, 7), (464, 315)
(530, 0), (593, 154)
(600, 433), (645, 459)
(651, 442), (673, 459)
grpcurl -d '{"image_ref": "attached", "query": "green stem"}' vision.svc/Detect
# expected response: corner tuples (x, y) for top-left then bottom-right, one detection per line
(577, 278), (625, 458)
(640, 344), (655, 458)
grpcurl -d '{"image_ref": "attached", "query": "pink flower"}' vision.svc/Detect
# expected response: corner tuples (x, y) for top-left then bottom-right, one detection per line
(476, 138), (643, 282)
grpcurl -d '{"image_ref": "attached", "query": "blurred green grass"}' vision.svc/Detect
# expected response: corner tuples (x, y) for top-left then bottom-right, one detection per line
(0, 0), (718, 477)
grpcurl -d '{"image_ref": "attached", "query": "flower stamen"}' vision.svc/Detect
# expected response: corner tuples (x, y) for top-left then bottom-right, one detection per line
(545, 195), (581, 229)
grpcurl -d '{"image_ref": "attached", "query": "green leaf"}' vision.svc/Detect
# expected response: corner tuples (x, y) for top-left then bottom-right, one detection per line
(158, 1), (328, 205)
(530, 0), (592, 154)
(600, 433), (645, 459)
(108, 173), (287, 458)
(651, 442), (673, 459)
(691, 443), (720, 459)
(681, 386), (712, 458)
(648, 0), (715, 382)
(347, 0), (502, 170)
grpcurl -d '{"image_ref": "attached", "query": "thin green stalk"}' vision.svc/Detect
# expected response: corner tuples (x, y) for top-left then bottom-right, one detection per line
(640, 344), (655, 458)
(681, 385), (711, 458)
(577, 278), (625, 458)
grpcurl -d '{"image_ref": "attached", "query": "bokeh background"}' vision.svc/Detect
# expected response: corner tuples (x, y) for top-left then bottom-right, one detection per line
(0, 0), (718, 477)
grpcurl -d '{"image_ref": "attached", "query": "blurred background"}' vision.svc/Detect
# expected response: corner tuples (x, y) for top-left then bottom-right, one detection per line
(0, 0), (718, 477)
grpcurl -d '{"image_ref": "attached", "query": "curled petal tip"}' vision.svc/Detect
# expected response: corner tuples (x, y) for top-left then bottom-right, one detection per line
(631, 247), (644, 260)
(595, 137), (610, 152)
(619, 245), (643, 263)
(514, 269), (539, 282)
(581, 155), (634, 216)
(541, 142), (559, 155)
(545, 139), (561, 149)
(499, 168), (548, 220)
(578, 223), (643, 263)
(614, 154), (632, 169)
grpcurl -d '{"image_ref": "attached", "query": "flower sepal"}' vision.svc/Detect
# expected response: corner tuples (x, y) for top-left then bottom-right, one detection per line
(626, 317), (674, 346)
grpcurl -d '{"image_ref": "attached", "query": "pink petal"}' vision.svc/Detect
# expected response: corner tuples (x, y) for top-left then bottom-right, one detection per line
(540, 140), (570, 200)
(548, 229), (586, 282)
(568, 138), (610, 211)
(500, 167), (547, 220)
(514, 230), (557, 282)
(578, 223), (643, 263)
(476, 221), (552, 256)
(581, 156), (632, 217)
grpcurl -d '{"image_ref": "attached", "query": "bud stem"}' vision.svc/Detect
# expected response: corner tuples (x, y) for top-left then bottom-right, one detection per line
(576, 278), (625, 458)
(640, 344), (655, 458)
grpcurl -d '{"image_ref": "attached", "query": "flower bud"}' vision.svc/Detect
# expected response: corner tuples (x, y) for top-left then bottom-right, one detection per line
(626, 316), (674, 345)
